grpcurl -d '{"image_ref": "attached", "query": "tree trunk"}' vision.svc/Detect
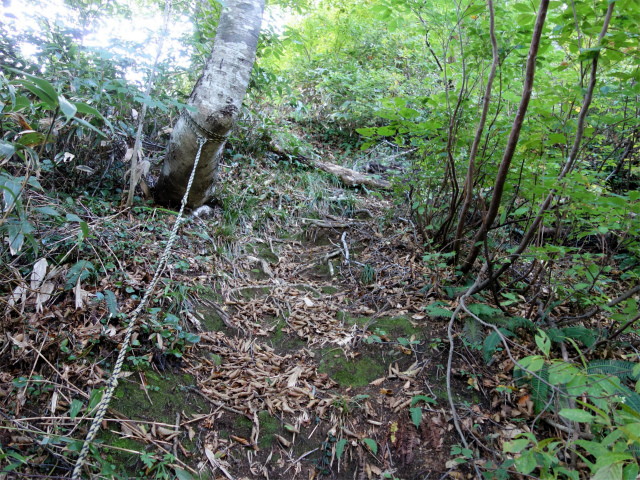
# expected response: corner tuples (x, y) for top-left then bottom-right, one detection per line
(154, 0), (265, 208)
(460, 0), (550, 274)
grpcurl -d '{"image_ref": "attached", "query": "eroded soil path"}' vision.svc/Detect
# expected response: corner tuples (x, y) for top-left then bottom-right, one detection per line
(102, 198), (486, 480)
(1, 171), (504, 480)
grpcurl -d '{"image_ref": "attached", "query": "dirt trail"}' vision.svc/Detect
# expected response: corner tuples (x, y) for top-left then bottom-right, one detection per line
(0, 176), (489, 480)
(106, 201), (482, 480)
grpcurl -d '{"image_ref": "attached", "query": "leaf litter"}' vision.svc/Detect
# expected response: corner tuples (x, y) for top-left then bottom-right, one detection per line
(3, 157), (628, 480)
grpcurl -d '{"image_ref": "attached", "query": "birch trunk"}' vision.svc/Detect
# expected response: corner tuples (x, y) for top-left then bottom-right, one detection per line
(154, 0), (264, 207)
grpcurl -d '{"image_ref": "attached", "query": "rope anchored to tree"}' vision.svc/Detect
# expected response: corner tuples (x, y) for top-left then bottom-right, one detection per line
(181, 108), (229, 143)
(71, 111), (220, 479)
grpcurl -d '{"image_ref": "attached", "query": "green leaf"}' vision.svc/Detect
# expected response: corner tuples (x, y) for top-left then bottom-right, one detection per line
(174, 467), (195, 480)
(377, 126), (396, 136)
(399, 107), (419, 119)
(559, 408), (595, 423)
(504, 438), (530, 453)
(13, 376), (28, 388)
(482, 328), (513, 363)
(65, 260), (95, 290)
(535, 330), (551, 356)
(88, 387), (104, 410)
(526, 356), (545, 372)
(104, 290), (118, 316)
(515, 449), (537, 474)
(183, 333), (200, 343)
(69, 399), (83, 419)
(66, 213), (82, 222)
(73, 101), (113, 131)
(467, 303), (502, 319)
(17, 132), (47, 147)
(36, 206), (61, 216)
(592, 462), (623, 480)
(336, 439), (347, 459)
(71, 116), (108, 138)
(623, 463), (639, 480)
(425, 302), (451, 318)
(410, 407), (422, 428)
(548, 362), (578, 385)
(362, 438), (377, 455)
(0, 140), (16, 158)
(356, 127), (377, 137)
(548, 133), (566, 144)
(58, 95), (77, 120)
(410, 395), (437, 406)
(79, 221), (89, 238)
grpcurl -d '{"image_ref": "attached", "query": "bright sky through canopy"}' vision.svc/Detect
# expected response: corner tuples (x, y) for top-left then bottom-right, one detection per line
(1, 0), (289, 84)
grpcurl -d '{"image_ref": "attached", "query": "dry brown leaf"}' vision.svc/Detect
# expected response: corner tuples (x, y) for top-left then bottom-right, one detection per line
(274, 434), (291, 447)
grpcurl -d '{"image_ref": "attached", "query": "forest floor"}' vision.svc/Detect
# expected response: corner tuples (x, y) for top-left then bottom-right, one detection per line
(0, 150), (600, 480)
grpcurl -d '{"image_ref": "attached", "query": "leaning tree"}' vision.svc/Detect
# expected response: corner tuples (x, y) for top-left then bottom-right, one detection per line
(154, 0), (265, 207)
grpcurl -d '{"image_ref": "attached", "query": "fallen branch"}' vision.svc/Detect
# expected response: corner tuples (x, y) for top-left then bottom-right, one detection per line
(300, 218), (364, 228)
(311, 159), (391, 189)
(269, 142), (391, 189)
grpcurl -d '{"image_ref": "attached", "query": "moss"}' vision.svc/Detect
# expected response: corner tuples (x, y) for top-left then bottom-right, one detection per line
(230, 411), (281, 449)
(256, 244), (279, 264)
(272, 318), (306, 352)
(209, 354), (222, 366)
(340, 313), (422, 340)
(99, 431), (145, 473)
(258, 411), (280, 449)
(234, 415), (253, 432)
(318, 350), (385, 387)
(321, 286), (339, 294)
(97, 369), (206, 475)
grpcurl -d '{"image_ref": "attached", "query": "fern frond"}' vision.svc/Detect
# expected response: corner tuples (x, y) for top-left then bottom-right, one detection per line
(587, 360), (639, 381)
(531, 365), (550, 414)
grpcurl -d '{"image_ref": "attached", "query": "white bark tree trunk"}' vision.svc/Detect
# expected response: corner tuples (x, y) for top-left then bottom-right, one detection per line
(155, 0), (265, 207)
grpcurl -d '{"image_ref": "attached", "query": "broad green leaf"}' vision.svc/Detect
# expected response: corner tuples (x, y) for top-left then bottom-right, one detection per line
(592, 462), (623, 480)
(515, 449), (537, 474)
(548, 363), (577, 385)
(79, 221), (89, 238)
(71, 116), (108, 138)
(17, 132), (47, 147)
(69, 399), (83, 419)
(535, 330), (551, 356)
(16, 80), (57, 107)
(525, 356), (545, 372)
(377, 126), (396, 136)
(336, 439), (347, 459)
(58, 95), (77, 120)
(35, 206), (61, 216)
(88, 387), (104, 410)
(183, 333), (200, 343)
(410, 407), (422, 428)
(623, 463), (639, 480)
(0, 140), (15, 158)
(559, 408), (595, 423)
(362, 438), (377, 454)
(503, 438), (530, 453)
(410, 395), (436, 406)
(174, 468), (195, 480)
(399, 107), (419, 119)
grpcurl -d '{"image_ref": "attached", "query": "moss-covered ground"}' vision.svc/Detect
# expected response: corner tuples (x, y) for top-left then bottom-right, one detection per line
(97, 369), (205, 474)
